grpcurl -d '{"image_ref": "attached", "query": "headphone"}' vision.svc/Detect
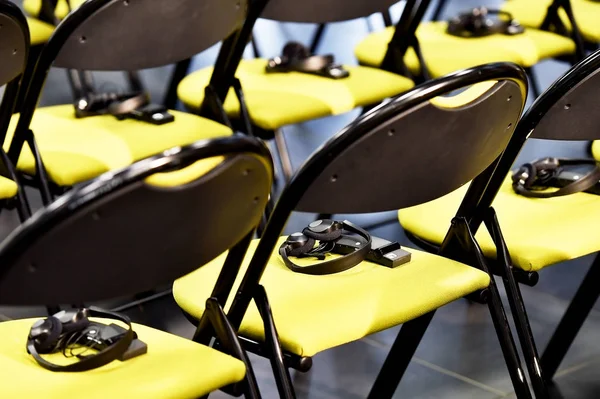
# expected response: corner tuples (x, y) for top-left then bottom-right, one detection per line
(279, 219), (371, 275)
(266, 42), (349, 79)
(27, 307), (134, 372)
(447, 7), (524, 38)
(75, 92), (149, 118)
(512, 157), (600, 198)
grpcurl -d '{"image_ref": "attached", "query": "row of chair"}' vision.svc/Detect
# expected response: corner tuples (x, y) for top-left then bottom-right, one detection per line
(2, 46), (600, 397)
(0, 0), (598, 398)
(15, 0), (600, 185)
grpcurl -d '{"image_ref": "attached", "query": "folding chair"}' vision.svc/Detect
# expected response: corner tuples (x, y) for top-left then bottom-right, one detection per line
(354, 0), (577, 94)
(176, 0), (415, 179)
(0, 133), (272, 398)
(398, 49), (600, 396)
(6, 0), (244, 205)
(174, 62), (535, 398)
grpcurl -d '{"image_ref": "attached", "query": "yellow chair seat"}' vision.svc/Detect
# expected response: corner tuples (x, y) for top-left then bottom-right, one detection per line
(0, 176), (18, 200)
(4, 105), (233, 187)
(177, 58), (414, 131)
(23, 0), (86, 21)
(0, 318), (246, 399)
(173, 237), (490, 357)
(502, 0), (600, 43)
(592, 140), (600, 160)
(398, 175), (600, 272)
(27, 17), (55, 46)
(355, 22), (576, 78)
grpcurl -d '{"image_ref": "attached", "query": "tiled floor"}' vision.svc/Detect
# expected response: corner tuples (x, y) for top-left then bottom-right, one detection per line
(3, 0), (600, 397)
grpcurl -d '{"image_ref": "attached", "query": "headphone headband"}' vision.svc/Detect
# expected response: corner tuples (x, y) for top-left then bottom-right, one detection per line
(279, 220), (371, 275)
(512, 157), (600, 198)
(27, 306), (133, 372)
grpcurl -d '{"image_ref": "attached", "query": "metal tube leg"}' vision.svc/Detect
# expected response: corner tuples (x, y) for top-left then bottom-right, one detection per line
(525, 67), (542, 99)
(163, 58), (192, 109)
(541, 253), (600, 380)
(274, 129), (294, 182)
(367, 311), (435, 399)
(254, 285), (296, 399)
(486, 279), (533, 399)
(501, 269), (549, 398)
(431, 0), (448, 21)
(484, 210), (548, 397)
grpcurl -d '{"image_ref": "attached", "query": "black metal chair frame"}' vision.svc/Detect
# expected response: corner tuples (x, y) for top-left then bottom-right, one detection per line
(187, 62), (536, 398)
(7, 0), (248, 206)
(0, 134), (273, 399)
(0, 1), (33, 221)
(465, 49), (600, 388)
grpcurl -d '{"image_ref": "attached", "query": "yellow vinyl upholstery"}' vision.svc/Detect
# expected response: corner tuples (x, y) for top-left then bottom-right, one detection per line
(398, 175), (600, 272)
(592, 140), (600, 160)
(0, 176), (18, 200)
(177, 58), (414, 131)
(0, 318), (246, 399)
(173, 237), (490, 357)
(355, 22), (576, 77)
(23, 0), (86, 21)
(502, 0), (600, 43)
(27, 17), (55, 46)
(4, 105), (233, 187)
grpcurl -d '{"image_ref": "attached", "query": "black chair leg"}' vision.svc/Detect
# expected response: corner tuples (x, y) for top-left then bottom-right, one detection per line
(525, 67), (542, 99)
(163, 58), (192, 109)
(484, 210), (549, 398)
(254, 285), (296, 399)
(431, 0), (448, 21)
(541, 253), (600, 380)
(486, 278), (533, 399)
(367, 311), (435, 399)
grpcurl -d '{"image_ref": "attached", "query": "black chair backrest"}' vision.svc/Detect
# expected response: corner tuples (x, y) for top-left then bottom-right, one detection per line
(529, 50), (600, 141)
(225, 63), (528, 327)
(53, 0), (247, 71)
(261, 0), (399, 23)
(0, 1), (28, 86)
(0, 135), (273, 305)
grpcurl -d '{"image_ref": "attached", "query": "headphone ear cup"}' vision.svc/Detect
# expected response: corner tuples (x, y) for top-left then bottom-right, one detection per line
(513, 163), (537, 188)
(288, 235), (315, 257)
(33, 316), (63, 354)
(282, 41), (311, 60)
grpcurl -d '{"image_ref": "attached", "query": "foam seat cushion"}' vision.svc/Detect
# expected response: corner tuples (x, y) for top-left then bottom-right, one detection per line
(4, 105), (233, 187)
(502, 0), (600, 43)
(177, 58), (414, 131)
(173, 238), (490, 357)
(0, 318), (246, 399)
(398, 175), (600, 272)
(355, 22), (575, 77)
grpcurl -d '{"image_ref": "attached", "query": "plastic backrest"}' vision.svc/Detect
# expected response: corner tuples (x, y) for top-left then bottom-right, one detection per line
(0, 1), (28, 85)
(261, 0), (399, 22)
(0, 137), (272, 305)
(53, 0), (247, 70)
(293, 68), (526, 214)
(531, 64), (600, 140)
